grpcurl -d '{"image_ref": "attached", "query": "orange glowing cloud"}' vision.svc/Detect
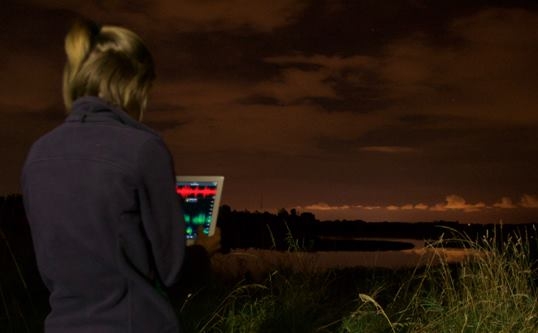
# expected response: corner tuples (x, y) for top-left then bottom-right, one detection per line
(520, 194), (538, 208)
(493, 197), (517, 209)
(300, 194), (537, 216)
(431, 195), (487, 213)
(303, 203), (351, 211)
(385, 203), (430, 211)
(301, 195), (496, 214)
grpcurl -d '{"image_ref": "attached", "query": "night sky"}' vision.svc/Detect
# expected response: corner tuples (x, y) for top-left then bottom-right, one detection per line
(1, 0), (538, 223)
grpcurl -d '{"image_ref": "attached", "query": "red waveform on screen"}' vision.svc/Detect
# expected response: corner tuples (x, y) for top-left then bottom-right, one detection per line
(176, 186), (217, 198)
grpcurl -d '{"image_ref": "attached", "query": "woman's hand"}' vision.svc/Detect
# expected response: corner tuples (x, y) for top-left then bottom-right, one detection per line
(192, 226), (221, 256)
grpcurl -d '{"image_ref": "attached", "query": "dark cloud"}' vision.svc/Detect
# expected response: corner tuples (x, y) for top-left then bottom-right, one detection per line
(143, 120), (186, 132)
(236, 95), (283, 106)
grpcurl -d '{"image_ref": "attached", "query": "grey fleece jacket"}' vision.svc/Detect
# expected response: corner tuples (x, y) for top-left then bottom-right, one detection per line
(21, 96), (185, 333)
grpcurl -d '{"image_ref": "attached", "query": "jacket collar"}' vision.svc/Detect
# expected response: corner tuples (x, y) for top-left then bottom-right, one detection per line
(66, 96), (159, 137)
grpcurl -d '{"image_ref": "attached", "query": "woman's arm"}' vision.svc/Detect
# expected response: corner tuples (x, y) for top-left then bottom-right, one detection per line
(137, 137), (185, 287)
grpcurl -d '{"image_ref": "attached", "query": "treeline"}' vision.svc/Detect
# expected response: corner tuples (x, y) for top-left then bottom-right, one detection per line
(218, 206), (319, 251)
(2, 194), (537, 252)
(218, 206), (538, 251)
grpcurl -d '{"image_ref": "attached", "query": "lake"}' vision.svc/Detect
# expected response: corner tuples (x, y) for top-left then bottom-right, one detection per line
(210, 237), (482, 280)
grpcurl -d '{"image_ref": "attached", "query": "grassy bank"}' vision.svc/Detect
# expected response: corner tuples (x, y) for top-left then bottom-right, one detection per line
(340, 231), (538, 333)
(2, 227), (537, 332)
(178, 230), (538, 332)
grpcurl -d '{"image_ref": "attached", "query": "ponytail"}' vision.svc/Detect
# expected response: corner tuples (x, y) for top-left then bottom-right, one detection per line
(62, 19), (100, 110)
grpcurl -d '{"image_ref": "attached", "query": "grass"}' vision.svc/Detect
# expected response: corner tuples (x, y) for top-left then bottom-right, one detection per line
(1, 226), (46, 333)
(390, 229), (538, 333)
(179, 227), (538, 332)
(2, 224), (537, 332)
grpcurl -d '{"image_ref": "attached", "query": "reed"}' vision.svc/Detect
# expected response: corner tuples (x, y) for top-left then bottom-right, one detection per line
(340, 227), (538, 332)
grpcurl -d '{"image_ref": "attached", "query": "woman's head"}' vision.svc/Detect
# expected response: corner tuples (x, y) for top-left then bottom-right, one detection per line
(63, 19), (155, 121)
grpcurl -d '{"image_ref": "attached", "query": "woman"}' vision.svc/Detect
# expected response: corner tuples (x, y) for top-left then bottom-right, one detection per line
(21, 19), (185, 332)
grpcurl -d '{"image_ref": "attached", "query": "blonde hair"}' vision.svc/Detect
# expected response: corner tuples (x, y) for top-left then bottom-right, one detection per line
(62, 19), (155, 121)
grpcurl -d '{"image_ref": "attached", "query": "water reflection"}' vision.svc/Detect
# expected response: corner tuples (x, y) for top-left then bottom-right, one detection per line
(315, 237), (415, 251)
(211, 238), (482, 280)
